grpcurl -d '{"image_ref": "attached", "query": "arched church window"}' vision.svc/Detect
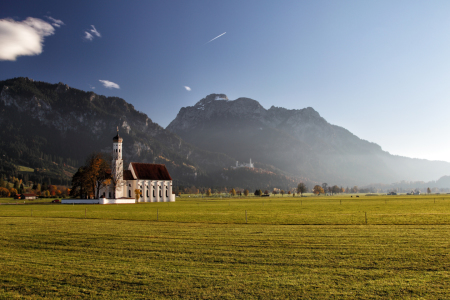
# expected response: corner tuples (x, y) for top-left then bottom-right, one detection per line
(147, 190), (149, 197)
(159, 190), (161, 197)
(166, 190), (168, 197)
(129, 190), (131, 197)
(153, 190), (155, 197)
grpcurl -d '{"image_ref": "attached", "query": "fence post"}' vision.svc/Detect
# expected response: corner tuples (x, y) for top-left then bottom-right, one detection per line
(245, 210), (247, 223)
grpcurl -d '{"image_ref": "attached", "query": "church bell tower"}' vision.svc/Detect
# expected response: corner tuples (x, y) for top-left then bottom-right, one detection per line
(112, 128), (123, 198)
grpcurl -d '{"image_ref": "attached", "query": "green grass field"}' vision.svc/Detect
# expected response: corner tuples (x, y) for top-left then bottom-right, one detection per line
(1, 195), (450, 298)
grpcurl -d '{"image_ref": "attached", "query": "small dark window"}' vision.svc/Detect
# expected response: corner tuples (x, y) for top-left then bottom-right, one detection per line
(129, 190), (131, 197)
(109, 192), (111, 198)
(153, 190), (155, 197)
(119, 149), (120, 152)
(166, 190), (168, 197)
(159, 191), (162, 197)
(147, 190), (149, 197)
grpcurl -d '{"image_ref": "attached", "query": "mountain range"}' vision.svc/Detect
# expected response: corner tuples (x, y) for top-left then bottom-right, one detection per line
(1, 77), (450, 190)
(167, 94), (450, 186)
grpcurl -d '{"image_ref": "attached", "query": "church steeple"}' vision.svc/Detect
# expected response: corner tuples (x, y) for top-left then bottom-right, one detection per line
(111, 127), (124, 199)
(112, 127), (123, 161)
(113, 126), (123, 143)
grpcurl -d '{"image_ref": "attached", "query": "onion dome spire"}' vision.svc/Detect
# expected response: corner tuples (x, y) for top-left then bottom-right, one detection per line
(113, 126), (123, 143)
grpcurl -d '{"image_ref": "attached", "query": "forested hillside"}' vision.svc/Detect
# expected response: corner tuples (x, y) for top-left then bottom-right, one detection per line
(0, 78), (300, 191)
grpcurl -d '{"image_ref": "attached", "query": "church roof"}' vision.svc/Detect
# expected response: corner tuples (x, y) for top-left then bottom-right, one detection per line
(123, 170), (134, 180)
(113, 132), (123, 142)
(130, 163), (172, 180)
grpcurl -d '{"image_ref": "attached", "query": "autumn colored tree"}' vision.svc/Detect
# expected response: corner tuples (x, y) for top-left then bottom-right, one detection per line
(85, 153), (110, 199)
(280, 190), (285, 196)
(297, 182), (307, 197)
(206, 188), (212, 196)
(71, 153), (111, 199)
(244, 189), (249, 196)
(9, 188), (18, 197)
(272, 190), (277, 196)
(230, 188), (236, 197)
(264, 190), (269, 195)
(134, 189), (142, 201)
(0, 187), (10, 197)
(313, 185), (324, 195)
(427, 187), (431, 194)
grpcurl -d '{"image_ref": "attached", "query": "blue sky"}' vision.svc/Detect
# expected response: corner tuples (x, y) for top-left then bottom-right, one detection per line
(2, 0), (450, 162)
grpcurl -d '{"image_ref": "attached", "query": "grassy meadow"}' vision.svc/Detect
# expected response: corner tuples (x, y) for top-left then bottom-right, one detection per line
(1, 194), (450, 298)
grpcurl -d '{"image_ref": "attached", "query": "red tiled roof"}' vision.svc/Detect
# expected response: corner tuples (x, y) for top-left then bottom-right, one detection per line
(123, 170), (134, 180)
(130, 163), (172, 180)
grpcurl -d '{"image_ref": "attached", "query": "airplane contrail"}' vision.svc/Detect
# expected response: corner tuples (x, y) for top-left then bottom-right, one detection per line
(205, 32), (226, 44)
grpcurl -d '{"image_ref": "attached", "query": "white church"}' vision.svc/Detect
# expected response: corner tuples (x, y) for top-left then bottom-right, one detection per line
(96, 131), (175, 203)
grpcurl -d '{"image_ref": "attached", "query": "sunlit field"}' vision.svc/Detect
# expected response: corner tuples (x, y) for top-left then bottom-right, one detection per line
(1, 194), (450, 298)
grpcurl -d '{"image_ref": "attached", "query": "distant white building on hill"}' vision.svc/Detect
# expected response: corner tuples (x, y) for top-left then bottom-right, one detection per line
(232, 159), (254, 169)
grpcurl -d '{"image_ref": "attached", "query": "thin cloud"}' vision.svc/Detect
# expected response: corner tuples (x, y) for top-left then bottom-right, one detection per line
(205, 32), (226, 44)
(99, 80), (120, 89)
(0, 17), (56, 61)
(45, 16), (64, 28)
(90, 25), (100, 37)
(84, 31), (93, 41)
(85, 25), (100, 41)
(184, 86), (191, 91)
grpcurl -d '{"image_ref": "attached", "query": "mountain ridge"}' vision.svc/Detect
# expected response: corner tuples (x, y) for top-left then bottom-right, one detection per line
(167, 93), (450, 185)
(0, 78), (300, 191)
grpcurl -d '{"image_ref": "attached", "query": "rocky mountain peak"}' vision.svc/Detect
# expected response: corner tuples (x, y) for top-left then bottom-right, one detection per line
(194, 94), (228, 107)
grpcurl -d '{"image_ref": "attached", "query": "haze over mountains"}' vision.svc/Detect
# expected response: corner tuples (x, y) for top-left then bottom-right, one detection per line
(167, 94), (450, 186)
(1, 77), (450, 189)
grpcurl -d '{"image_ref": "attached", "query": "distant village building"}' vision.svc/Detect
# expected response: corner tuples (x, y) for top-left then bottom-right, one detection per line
(232, 159), (254, 169)
(14, 194), (36, 200)
(97, 130), (175, 203)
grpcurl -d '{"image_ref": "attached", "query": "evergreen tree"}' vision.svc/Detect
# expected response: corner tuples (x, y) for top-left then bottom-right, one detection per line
(13, 180), (20, 191)
(42, 182), (48, 191)
(0, 176), (4, 188)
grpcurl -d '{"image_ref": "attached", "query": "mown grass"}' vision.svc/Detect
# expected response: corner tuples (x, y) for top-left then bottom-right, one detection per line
(2, 195), (450, 225)
(1, 195), (450, 299)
